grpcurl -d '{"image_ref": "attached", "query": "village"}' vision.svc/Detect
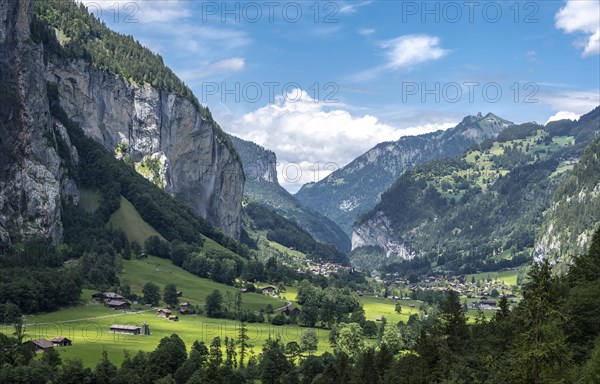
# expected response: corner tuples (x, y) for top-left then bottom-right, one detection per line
(371, 268), (521, 310)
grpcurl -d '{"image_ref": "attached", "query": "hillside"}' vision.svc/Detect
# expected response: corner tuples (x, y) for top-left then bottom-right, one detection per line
(244, 201), (350, 265)
(231, 135), (351, 252)
(535, 129), (600, 269)
(295, 113), (512, 234)
(32, 0), (244, 239)
(353, 107), (600, 274)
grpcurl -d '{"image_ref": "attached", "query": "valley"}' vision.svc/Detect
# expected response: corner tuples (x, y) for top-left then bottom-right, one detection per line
(0, 0), (599, 383)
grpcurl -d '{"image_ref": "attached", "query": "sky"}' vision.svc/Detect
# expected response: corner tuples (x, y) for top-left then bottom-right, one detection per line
(82, 0), (600, 192)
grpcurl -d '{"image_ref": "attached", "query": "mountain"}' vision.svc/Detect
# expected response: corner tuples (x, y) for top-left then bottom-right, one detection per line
(230, 136), (351, 252)
(30, 0), (244, 239)
(1, 0), (248, 272)
(535, 118), (600, 269)
(244, 201), (349, 265)
(295, 112), (513, 234)
(352, 107), (599, 274)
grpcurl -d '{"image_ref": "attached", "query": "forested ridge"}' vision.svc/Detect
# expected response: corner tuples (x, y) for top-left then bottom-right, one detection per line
(354, 107), (600, 274)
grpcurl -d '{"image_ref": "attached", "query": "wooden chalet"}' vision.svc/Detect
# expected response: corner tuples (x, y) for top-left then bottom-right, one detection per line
(106, 299), (130, 310)
(157, 308), (172, 317)
(93, 292), (125, 302)
(109, 324), (141, 335)
(28, 339), (54, 352)
(274, 305), (301, 316)
(260, 285), (277, 295)
(50, 336), (72, 347)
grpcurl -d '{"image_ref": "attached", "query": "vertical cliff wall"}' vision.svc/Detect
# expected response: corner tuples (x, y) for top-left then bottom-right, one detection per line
(0, 0), (78, 247)
(45, 59), (244, 239)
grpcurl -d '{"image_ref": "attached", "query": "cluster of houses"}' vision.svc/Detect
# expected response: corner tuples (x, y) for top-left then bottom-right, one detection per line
(304, 261), (356, 277)
(157, 308), (179, 321)
(92, 292), (131, 310)
(378, 270), (519, 303)
(27, 337), (72, 352)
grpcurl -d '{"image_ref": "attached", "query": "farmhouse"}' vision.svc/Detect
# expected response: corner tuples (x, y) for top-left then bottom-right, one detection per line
(260, 285), (277, 295)
(157, 308), (172, 317)
(93, 292), (124, 302)
(50, 336), (72, 347)
(109, 324), (141, 335)
(179, 303), (191, 315)
(106, 299), (130, 310)
(274, 305), (301, 316)
(28, 339), (54, 352)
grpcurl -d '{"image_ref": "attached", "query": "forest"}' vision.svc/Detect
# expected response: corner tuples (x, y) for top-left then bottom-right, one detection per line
(1, 226), (599, 383)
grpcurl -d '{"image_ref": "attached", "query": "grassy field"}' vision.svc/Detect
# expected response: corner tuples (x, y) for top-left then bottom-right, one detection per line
(121, 256), (284, 312)
(16, 303), (335, 368)
(466, 270), (520, 286)
(109, 196), (165, 244)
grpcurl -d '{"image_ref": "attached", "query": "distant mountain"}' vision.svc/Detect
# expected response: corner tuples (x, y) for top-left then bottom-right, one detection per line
(535, 112), (600, 270)
(295, 113), (513, 234)
(352, 107), (599, 274)
(244, 201), (349, 265)
(230, 136), (351, 252)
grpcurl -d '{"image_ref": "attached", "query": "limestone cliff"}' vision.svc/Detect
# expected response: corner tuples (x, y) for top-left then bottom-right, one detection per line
(0, 0), (78, 247)
(0, 0), (244, 245)
(351, 212), (415, 260)
(45, 59), (244, 239)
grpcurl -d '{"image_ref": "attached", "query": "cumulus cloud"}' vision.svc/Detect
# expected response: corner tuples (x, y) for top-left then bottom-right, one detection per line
(350, 34), (449, 81)
(382, 35), (450, 70)
(228, 89), (456, 192)
(545, 111), (581, 124)
(555, 0), (600, 56)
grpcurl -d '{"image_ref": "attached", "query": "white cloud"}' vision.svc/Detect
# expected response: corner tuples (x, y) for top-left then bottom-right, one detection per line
(179, 58), (245, 81)
(545, 111), (581, 124)
(555, 0), (600, 56)
(382, 35), (449, 70)
(541, 90), (600, 114)
(338, 1), (374, 14)
(357, 27), (375, 36)
(349, 34), (449, 82)
(227, 89), (456, 192)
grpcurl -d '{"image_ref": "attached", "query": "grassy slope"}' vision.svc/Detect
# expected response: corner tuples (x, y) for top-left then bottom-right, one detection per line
(121, 256), (284, 312)
(109, 196), (165, 244)
(466, 270), (520, 286)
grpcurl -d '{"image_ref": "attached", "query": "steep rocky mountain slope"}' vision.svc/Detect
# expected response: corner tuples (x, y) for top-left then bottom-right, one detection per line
(0, 0), (71, 246)
(231, 136), (351, 252)
(295, 113), (512, 234)
(352, 107), (599, 274)
(0, 0), (244, 246)
(535, 132), (600, 270)
(35, 0), (244, 239)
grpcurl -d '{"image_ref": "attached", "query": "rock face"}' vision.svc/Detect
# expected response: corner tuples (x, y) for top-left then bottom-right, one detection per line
(0, 0), (244, 245)
(351, 212), (415, 260)
(534, 133), (600, 268)
(296, 113), (512, 235)
(0, 0), (77, 247)
(44, 55), (244, 240)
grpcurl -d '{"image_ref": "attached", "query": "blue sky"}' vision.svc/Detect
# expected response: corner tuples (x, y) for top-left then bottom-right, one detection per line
(84, 0), (599, 192)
